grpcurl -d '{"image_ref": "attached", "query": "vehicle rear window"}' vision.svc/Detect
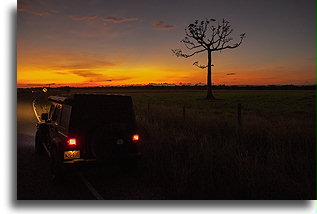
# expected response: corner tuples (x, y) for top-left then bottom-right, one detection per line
(53, 104), (62, 122)
(49, 104), (55, 120)
(69, 96), (135, 131)
(60, 105), (72, 129)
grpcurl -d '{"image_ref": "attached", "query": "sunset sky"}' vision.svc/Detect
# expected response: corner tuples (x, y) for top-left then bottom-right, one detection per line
(17, 0), (315, 87)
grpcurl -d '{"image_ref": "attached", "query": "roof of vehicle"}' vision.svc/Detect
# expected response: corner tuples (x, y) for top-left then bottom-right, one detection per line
(48, 93), (131, 104)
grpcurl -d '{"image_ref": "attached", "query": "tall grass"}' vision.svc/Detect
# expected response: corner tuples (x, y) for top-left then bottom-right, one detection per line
(23, 88), (315, 199)
(134, 102), (315, 199)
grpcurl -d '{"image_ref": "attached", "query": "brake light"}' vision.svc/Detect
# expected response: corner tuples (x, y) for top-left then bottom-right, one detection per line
(67, 138), (77, 146)
(132, 134), (139, 143)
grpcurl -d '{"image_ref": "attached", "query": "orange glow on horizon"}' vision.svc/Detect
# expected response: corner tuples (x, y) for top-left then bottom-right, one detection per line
(17, 43), (315, 88)
(17, 64), (315, 88)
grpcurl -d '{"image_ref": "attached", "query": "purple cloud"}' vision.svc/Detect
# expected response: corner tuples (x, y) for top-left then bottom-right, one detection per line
(69, 15), (98, 21)
(154, 21), (174, 30)
(102, 17), (139, 23)
(17, 1), (49, 16)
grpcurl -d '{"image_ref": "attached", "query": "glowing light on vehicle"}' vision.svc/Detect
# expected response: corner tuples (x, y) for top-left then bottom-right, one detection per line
(132, 134), (139, 142)
(67, 138), (77, 146)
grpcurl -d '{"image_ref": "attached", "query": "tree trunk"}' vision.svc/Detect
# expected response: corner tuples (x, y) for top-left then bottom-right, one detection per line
(206, 50), (215, 99)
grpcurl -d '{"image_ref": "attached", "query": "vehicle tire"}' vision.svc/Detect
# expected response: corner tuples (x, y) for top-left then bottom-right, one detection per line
(50, 146), (64, 184)
(35, 131), (44, 154)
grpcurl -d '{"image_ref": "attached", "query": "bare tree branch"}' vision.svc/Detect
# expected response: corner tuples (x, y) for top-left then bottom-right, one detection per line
(172, 18), (245, 55)
(172, 48), (206, 58)
(215, 33), (246, 51)
(172, 18), (245, 99)
(172, 18), (245, 100)
(181, 37), (204, 50)
(193, 61), (208, 69)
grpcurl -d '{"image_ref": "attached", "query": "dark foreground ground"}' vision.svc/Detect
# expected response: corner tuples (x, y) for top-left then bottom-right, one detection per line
(17, 100), (167, 199)
(17, 88), (316, 199)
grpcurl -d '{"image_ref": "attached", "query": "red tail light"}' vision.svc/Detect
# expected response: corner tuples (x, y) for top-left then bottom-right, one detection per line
(132, 134), (139, 143)
(67, 138), (77, 146)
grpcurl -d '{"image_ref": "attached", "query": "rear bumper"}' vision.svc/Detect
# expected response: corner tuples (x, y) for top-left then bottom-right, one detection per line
(63, 158), (97, 164)
(63, 152), (142, 164)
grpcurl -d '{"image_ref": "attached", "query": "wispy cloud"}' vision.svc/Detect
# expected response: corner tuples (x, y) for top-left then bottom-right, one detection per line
(102, 17), (139, 23)
(55, 70), (131, 83)
(69, 15), (98, 21)
(226, 73), (236, 75)
(31, 11), (49, 16)
(17, 1), (29, 12)
(53, 60), (115, 70)
(67, 70), (105, 78)
(154, 21), (174, 30)
(17, 1), (49, 16)
(50, 53), (128, 83)
(86, 76), (132, 82)
(19, 83), (56, 87)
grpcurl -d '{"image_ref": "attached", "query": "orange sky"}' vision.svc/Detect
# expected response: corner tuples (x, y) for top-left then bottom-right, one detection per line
(17, 0), (315, 87)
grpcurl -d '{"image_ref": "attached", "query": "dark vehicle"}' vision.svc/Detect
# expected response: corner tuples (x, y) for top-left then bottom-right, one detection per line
(35, 94), (140, 179)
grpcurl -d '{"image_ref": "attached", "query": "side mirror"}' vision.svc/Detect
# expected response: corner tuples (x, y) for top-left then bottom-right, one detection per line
(41, 113), (48, 121)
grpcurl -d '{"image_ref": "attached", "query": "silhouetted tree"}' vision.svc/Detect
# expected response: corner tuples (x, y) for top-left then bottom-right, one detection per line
(172, 18), (245, 99)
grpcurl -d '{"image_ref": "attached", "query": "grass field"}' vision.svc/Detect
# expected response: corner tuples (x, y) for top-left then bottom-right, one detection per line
(18, 88), (316, 199)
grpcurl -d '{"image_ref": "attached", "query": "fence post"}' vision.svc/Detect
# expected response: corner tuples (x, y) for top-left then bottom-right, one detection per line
(183, 105), (186, 120)
(237, 103), (242, 126)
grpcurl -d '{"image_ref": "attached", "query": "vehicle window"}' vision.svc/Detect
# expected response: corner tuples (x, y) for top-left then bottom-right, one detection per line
(70, 97), (136, 132)
(60, 105), (72, 129)
(52, 104), (62, 122)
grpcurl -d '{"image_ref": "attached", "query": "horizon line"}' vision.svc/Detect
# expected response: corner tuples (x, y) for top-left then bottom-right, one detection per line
(17, 84), (316, 89)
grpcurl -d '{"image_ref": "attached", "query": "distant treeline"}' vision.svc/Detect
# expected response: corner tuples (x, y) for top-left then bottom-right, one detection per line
(112, 84), (316, 90)
(18, 84), (316, 91)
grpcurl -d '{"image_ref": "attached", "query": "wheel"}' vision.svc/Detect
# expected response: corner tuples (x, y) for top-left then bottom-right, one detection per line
(35, 131), (44, 154)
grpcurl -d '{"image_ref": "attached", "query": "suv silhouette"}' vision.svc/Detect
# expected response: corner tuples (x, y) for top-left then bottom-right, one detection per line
(35, 94), (140, 179)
